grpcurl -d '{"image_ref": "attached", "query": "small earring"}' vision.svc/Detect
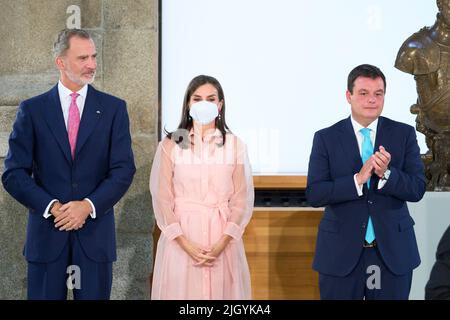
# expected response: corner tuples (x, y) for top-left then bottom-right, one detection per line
(218, 114), (221, 120)
(188, 115), (192, 121)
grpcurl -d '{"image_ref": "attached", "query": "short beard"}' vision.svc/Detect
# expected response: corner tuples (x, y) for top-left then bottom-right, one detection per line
(67, 70), (96, 86)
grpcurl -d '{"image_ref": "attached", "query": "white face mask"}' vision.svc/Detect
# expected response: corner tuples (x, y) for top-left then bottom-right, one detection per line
(189, 101), (219, 125)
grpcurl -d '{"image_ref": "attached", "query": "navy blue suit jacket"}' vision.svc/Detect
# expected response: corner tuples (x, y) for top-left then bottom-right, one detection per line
(306, 116), (426, 276)
(2, 84), (136, 263)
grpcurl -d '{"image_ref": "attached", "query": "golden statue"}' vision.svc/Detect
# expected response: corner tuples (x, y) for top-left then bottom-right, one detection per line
(395, 0), (450, 190)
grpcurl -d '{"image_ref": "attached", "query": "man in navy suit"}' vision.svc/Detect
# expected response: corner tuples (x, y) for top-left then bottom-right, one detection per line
(2, 29), (136, 299)
(306, 64), (426, 299)
(425, 226), (450, 299)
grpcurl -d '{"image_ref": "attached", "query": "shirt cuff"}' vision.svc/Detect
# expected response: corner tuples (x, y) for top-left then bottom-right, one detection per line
(378, 178), (387, 189)
(43, 199), (59, 219)
(224, 222), (242, 240)
(354, 174), (363, 196)
(163, 223), (183, 241)
(84, 198), (96, 219)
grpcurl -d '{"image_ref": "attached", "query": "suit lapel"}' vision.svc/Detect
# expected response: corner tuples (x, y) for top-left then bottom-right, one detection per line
(45, 85), (72, 164)
(74, 85), (103, 158)
(372, 116), (392, 188)
(337, 116), (363, 173)
(373, 116), (390, 154)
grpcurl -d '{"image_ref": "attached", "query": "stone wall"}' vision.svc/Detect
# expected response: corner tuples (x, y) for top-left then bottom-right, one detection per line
(0, 0), (158, 299)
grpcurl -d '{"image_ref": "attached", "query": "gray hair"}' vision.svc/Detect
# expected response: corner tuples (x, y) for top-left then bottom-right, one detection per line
(52, 28), (92, 58)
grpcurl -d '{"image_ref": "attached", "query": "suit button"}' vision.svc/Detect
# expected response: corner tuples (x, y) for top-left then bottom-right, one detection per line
(362, 223), (366, 229)
(368, 200), (373, 205)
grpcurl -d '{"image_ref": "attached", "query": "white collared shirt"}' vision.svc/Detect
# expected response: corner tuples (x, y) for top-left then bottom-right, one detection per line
(351, 116), (378, 156)
(43, 81), (96, 220)
(350, 116), (387, 196)
(57, 80), (88, 129)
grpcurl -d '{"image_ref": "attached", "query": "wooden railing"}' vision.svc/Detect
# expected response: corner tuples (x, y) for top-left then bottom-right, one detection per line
(245, 175), (322, 299)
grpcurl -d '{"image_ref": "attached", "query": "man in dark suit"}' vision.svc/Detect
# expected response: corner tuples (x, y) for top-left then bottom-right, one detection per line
(2, 29), (136, 299)
(425, 226), (450, 299)
(306, 64), (426, 299)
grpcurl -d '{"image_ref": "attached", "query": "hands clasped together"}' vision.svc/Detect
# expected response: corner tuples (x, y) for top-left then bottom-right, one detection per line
(51, 200), (92, 231)
(176, 234), (232, 267)
(356, 145), (391, 185)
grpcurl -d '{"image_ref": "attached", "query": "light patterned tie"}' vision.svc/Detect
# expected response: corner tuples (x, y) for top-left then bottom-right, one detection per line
(68, 92), (80, 159)
(360, 128), (376, 243)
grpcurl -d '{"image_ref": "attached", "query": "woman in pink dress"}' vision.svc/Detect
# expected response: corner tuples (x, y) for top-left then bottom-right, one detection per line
(150, 75), (254, 300)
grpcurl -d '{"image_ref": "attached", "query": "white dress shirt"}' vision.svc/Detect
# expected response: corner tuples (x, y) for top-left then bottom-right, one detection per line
(351, 116), (388, 196)
(58, 80), (87, 129)
(43, 81), (96, 219)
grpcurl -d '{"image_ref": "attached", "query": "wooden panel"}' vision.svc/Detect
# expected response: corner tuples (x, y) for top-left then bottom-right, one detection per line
(243, 209), (322, 299)
(253, 175), (307, 189)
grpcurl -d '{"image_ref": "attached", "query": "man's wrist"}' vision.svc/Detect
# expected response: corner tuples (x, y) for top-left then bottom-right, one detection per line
(83, 198), (96, 219)
(355, 173), (362, 185)
(82, 200), (91, 213)
(49, 201), (60, 215)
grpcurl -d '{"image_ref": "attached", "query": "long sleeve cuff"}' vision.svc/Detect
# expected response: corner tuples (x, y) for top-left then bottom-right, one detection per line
(43, 199), (59, 219)
(377, 173), (389, 189)
(354, 174), (363, 196)
(163, 222), (183, 241)
(224, 222), (242, 240)
(84, 198), (96, 219)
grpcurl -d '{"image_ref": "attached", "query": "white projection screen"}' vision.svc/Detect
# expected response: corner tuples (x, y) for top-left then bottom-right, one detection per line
(161, 0), (432, 174)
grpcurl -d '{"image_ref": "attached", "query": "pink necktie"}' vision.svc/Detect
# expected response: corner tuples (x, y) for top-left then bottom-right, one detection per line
(68, 92), (80, 159)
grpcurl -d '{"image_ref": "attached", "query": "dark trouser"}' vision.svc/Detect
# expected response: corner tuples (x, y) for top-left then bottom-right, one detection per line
(319, 246), (412, 300)
(27, 232), (112, 300)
